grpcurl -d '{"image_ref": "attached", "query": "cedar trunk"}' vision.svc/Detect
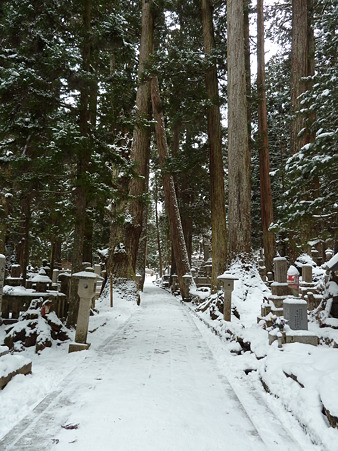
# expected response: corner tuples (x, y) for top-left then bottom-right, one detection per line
(67, 0), (91, 327)
(227, 0), (251, 258)
(290, 0), (314, 155)
(201, 0), (227, 289)
(154, 181), (163, 277)
(127, 0), (153, 272)
(257, 0), (275, 273)
(151, 76), (191, 299)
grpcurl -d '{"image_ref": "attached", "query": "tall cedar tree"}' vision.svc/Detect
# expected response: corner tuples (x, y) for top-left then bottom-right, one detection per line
(126, 0), (153, 275)
(201, 0), (227, 290)
(227, 0), (251, 258)
(257, 0), (275, 272)
(68, 0), (93, 327)
(290, 0), (315, 155)
(151, 76), (191, 299)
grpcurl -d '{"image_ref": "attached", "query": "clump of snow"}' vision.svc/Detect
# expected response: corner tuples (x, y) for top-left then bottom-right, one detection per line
(3, 299), (71, 353)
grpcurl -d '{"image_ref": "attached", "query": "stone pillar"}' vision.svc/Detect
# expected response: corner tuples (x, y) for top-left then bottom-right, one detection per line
(94, 264), (101, 276)
(273, 257), (288, 283)
(217, 274), (238, 321)
(325, 249), (333, 262)
(11, 264), (21, 278)
(52, 269), (60, 284)
(135, 273), (142, 290)
(59, 273), (71, 297)
(171, 274), (178, 291)
(0, 254), (5, 318)
(69, 271), (98, 353)
(203, 243), (210, 262)
(182, 274), (192, 301)
(311, 248), (319, 264)
(302, 265), (312, 284)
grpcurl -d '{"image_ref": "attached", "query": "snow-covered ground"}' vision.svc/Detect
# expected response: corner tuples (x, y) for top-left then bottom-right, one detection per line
(0, 267), (337, 450)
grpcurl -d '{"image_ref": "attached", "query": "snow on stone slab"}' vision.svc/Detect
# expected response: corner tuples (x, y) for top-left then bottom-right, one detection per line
(72, 270), (102, 279)
(283, 298), (307, 305)
(29, 273), (52, 283)
(0, 354), (31, 379)
(0, 345), (9, 357)
(3, 285), (33, 295)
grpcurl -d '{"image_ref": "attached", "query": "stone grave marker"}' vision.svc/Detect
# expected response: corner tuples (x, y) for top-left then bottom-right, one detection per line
(283, 298), (308, 330)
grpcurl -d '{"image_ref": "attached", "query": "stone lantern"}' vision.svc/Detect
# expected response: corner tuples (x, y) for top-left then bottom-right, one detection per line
(182, 274), (192, 301)
(217, 273), (238, 321)
(69, 271), (101, 353)
(30, 269), (52, 292)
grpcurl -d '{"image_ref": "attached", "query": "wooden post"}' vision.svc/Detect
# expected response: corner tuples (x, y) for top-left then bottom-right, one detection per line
(110, 273), (113, 308)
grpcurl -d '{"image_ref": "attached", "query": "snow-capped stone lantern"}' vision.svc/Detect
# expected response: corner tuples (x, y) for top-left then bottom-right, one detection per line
(30, 269), (52, 292)
(217, 273), (238, 321)
(287, 265), (299, 290)
(69, 271), (102, 353)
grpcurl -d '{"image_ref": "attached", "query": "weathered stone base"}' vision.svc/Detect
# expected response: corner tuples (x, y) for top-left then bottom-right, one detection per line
(68, 342), (91, 353)
(269, 330), (319, 346)
(0, 355), (32, 389)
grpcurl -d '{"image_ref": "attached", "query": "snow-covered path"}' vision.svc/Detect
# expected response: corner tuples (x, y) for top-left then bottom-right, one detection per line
(1, 283), (316, 450)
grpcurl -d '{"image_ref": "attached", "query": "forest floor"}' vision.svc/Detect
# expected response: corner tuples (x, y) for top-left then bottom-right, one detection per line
(0, 277), (337, 450)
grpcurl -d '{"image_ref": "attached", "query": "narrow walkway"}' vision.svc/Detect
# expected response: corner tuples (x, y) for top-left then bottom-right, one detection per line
(1, 284), (309, 450)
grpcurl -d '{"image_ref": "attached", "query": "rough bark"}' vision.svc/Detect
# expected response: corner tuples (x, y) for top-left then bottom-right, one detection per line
(127, 0), (153, 273)
(227, 0), (251, 258)
(135, 158), (150, 291)
(151, 76), (191, 299)
(21, 197), (31, 285)
(257, 0), (275, 273)
(201, 0), (227, 289)
(154, 181), (163, 277)
(244, 0), (252, 151)
(290, 0), (314, 155)
(67, 0), (91, 327)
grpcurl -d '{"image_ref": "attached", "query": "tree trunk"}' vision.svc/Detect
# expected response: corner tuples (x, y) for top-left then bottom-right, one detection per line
(135, 157), (150, 291)
(154, 181), (163, 277)
(201, 0), (227, 289)
(290, 0), (314, 155)
(82, 216), (93, 265)
(257, 0), (275, 273)
(151, 76), (191, 299)
(67, 0), (91, 327)
(21, 197), (31, 285)
(289, 0), (316, 252)
(126, 0), (153, 273)
(244, 0), (252, 152)
(227, 0), (251, 258)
